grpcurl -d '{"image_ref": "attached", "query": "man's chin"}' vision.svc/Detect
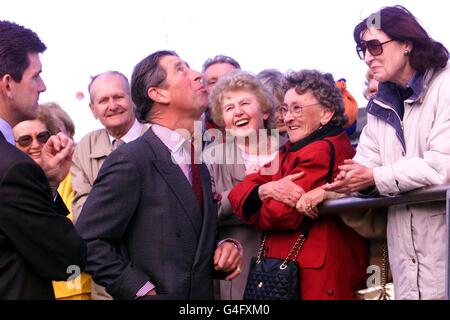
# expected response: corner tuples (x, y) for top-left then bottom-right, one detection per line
(199, 103), (208, 115)
(194, 107), (207, 121)
(19, 110), (38, 124)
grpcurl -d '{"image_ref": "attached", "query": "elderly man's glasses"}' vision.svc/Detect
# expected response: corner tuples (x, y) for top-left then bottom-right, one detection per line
(280, 102), (321, 118)
(16, 131), (51, 148)
(356, 39), (395, 59)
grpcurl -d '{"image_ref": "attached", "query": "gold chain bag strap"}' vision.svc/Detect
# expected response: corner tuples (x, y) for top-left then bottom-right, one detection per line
(357, 241), (394, 300)
(378, 242), (392, 300)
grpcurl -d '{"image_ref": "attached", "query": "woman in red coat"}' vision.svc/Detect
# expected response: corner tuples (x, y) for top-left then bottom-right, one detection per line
(228, 69), (368, 300)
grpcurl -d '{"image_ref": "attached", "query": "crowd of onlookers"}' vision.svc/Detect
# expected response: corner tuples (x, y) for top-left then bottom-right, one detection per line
(1, 4), (449, 300)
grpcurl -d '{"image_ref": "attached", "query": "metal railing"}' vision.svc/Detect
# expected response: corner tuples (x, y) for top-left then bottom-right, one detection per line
(318, 183), (450, 299)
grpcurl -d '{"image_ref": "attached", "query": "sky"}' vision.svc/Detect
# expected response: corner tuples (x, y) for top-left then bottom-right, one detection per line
(3, 0), (449, 141)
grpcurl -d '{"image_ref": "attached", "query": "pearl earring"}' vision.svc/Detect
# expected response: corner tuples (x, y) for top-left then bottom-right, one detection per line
(404, 50), (410, 56)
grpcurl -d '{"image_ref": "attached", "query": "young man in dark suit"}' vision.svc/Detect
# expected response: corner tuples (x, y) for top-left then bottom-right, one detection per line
(76, 50), (242, 299)
(0, 20), (86, 299)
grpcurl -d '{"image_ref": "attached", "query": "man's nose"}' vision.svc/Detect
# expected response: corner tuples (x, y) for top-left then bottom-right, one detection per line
(105, 98), (119, 111)
(39, 78), (47, 93)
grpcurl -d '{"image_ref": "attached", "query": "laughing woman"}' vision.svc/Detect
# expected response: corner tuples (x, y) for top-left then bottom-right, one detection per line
(228, 69), (368, 300)
(205, 71), (303, 299)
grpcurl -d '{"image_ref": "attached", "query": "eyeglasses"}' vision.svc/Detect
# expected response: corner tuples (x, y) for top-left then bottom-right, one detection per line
(356, 39), (395, 59)
(16, 131), (51, 148)
(279, 102), (321, 118)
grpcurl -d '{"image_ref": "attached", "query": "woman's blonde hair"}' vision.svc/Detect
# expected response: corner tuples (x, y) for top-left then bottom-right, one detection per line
(41, 102), (75, 138)
(37, 104), (60, 135)
(209, 70), (275, 129)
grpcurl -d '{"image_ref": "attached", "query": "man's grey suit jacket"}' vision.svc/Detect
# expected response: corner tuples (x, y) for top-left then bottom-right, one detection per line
(76, 128), (218, 299)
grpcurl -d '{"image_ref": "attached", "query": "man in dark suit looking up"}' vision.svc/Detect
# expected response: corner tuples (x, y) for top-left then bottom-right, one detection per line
(76, 50), (242, 299)
(0, 20), (86, 299)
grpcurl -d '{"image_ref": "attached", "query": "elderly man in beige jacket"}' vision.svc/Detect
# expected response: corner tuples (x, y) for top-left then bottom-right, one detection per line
(71, 71), (149, 299)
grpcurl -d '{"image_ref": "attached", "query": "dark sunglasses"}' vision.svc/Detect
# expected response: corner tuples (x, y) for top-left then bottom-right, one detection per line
(356, 39), (395, 59)
(16, 131), (51, 148)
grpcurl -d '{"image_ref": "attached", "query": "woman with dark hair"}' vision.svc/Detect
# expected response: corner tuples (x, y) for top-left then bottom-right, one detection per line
(229, 69), (368, 300)
(13, 105), (58, 166)
(325, 5), (450, 299)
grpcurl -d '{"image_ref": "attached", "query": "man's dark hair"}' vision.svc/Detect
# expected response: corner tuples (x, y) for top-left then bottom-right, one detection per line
(0, 20), (46, 82)
(131, 50), (177, 123)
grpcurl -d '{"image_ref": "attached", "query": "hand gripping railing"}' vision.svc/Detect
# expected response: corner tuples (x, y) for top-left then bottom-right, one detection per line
(318, 183), (450, 300)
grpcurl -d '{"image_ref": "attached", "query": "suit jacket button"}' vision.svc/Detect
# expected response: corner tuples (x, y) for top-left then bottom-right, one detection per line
(327, 289), (334, 296)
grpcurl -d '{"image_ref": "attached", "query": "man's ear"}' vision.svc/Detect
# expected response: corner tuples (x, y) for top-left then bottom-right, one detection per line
(0, 74), (14, 98)
(89, 103), (98, 120)
(148, 87), (169, 104)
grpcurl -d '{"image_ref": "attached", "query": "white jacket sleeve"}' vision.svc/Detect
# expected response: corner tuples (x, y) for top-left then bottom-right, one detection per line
(365, 79), (450, 196)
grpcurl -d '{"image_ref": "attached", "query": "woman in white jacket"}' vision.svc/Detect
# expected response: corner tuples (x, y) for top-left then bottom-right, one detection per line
(325, 5), (450, 299)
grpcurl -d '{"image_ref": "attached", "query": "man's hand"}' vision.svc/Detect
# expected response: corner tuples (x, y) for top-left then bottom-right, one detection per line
(258, 172), (305, 207)
(214, 241), (242, 281)
(41, 132), (74, 190)
(323, 159), (375, 194)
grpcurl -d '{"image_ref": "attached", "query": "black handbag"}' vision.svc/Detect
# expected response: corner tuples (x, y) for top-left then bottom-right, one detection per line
(243, 221), (312, 300)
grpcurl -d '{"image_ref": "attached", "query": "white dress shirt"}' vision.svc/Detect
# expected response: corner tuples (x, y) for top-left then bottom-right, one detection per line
(151, 124), (193, 185)
(108, 119), (147, 148)
(0, 118), (15, 145)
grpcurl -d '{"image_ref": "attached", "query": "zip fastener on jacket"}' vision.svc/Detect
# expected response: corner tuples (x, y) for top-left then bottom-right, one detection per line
(370, 98), (407, 154)
(372, 98), (404, 131)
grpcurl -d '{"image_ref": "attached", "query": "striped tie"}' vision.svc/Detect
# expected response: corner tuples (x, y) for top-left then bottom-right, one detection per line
(112, 138), (125, 151)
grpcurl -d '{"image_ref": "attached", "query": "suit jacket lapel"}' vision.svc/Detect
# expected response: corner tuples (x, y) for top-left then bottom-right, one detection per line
(192, 163), (217, 267)
(144, 129), (203, 236)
